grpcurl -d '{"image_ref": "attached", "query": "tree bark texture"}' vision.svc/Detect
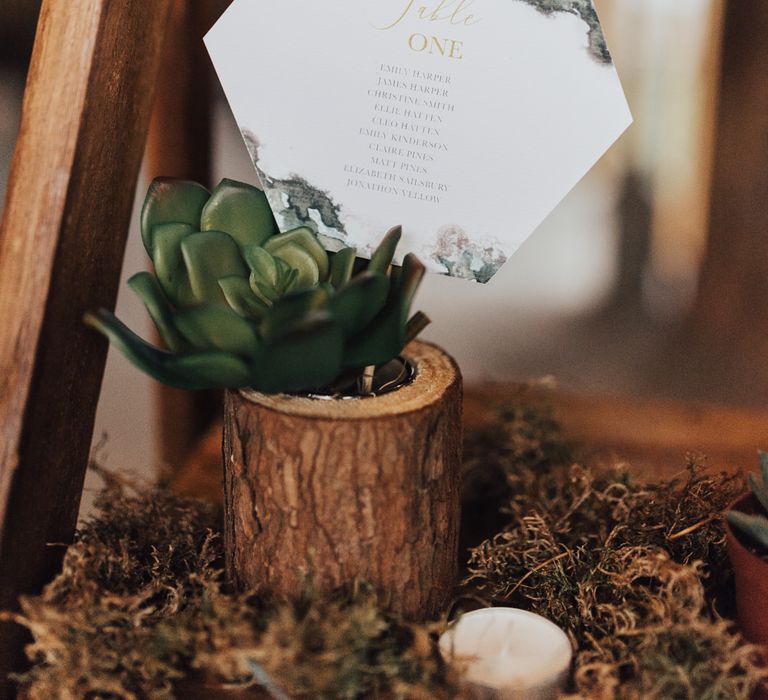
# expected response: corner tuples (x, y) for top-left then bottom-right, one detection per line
(223, 341), (462, 620)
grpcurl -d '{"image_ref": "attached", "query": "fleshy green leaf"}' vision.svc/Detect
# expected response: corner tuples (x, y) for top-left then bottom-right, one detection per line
(90, 215), (428, 394)
(274, 256), (294, 280)
(748, 471), (768, 514)
(218, 276), (270, 319)
(181, 231), (248, 305)
(343, 253), (425, 368)
(252, 278), (281, 304)
(200, 178), (277, 248)
(264, 227), (329, 281)
(127, 272), (187, 353)
(244, 246), (280, 286)
(174, 306), (260, 358)
(140, 178), (209, 254)
(281, 268), (300, 294)
(84, 310), (211, 390)
(171, 353), (252, 389)
(151, 222), (196, 307)
(328, 271), (389, 337)
(266, 244), (320, 290)
(368, 225), (402, 275)
(726, 511), (768, 549)
(252, 312), (344, 393)
(260, 288), (329, 340)
(396, 253), (426, 322)
(330, 247), (357, 289)
(760, 451), (768, 487)
(245, 247), (302, 303)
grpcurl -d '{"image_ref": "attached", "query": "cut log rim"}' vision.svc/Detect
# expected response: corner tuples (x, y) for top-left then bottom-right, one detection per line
(237, 340), (461, 421)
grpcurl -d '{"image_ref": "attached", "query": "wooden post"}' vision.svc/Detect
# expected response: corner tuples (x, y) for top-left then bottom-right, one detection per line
(222, 341), (463, 620)
(0, 2), (171, 694)
(683, 0), (768, 396)
(145, 0), (228, 472)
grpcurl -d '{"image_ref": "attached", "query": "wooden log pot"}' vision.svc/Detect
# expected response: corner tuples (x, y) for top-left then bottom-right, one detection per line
(222, 341), (462, 620)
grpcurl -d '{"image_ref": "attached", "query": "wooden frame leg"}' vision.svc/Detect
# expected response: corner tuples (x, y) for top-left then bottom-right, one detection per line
(0, 2), (172, 695)
(145, 0), (230, 473)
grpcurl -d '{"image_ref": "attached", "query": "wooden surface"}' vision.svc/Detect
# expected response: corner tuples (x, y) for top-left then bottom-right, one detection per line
(464, 385), (767, 479)
(146, 0), (229, 472)
(222, 342), (463, 620)
(0, 1), (171, 694)
(176, 382), (768, 508)
(683, 0), (768, 397)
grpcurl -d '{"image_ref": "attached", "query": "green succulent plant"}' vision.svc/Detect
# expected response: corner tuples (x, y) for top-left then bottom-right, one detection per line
(726, 451), (768, 552)
(85, 178), (429, 394)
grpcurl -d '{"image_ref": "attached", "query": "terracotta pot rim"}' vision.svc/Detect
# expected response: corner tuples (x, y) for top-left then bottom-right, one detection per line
(725, 492), (768, 569)
(236, 340), (461, 421)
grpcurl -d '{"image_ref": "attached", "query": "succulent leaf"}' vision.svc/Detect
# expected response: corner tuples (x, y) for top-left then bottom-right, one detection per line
(264, 227), (330, 281)
(260, 288), (329, 340)
(170, 352), (252, 389)
(88, 177), (429, 394)
(244, 246), (280, 287)
(274, 256), (293, 277)
(127, 272), (187, 354)
(252, 312), (344, 394)
(343, 253), (426, 368)
(150, 222), (196, 307)
(760, 450), (768, 488)
(267, 244), (319, 290)
(84, 310), (211, 390)
(397, 253), (426, 324)
(252, 277), (281, 304)
(84, 310), (251, 391)
(368, 225), (402, 275)
(282, 268), (300, 293)
(726, 510), (768, 550)
(328, 271), (389, 337)
(330, 247), (357, 289)
(181, 231), (248, 305)
(174, 306), (260, 358)
(748, 471), (768, 514)
(200, 179), (277, 248)
(244, 247), (300, 302)
(218, 276), (270, 319)
(140, 178), (209, 254)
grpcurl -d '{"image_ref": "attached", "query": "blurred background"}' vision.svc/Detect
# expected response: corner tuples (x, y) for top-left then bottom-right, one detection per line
(3, 0), (766, 503)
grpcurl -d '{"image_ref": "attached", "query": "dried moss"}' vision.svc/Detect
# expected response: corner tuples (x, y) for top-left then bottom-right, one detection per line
(243, 586), (451, 699)
(8, 468), (451, 700)
(9, 468), (224, 699)
(466, 402), (767, 699)
(8, 400), (768, 699)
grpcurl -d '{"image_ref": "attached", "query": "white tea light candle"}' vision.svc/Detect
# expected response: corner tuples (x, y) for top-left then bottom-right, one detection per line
(439, 608), (572, 699)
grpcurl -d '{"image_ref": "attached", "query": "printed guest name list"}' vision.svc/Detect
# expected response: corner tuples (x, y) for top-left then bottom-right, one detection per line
(344, 63), (456, 205)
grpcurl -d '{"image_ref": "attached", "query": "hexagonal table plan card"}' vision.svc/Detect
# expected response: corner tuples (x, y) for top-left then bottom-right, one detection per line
(205, 0), (631, 283)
